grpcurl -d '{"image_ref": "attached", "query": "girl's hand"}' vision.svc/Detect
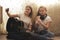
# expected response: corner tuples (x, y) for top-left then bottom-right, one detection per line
(5, 8), (9, 13)
(35, 16), (42, 24)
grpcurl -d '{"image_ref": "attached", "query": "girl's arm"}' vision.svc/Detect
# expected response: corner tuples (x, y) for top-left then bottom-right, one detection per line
(5, 8), (19, 17)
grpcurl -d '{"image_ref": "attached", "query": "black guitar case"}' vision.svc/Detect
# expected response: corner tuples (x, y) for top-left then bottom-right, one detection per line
(6, 17), (24, 33)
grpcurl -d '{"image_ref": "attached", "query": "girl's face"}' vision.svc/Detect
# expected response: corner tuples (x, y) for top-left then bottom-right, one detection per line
(39, 7), (47, 15)
(24, 6), (32, 16)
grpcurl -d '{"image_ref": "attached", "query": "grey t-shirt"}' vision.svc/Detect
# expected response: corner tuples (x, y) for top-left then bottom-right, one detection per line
(37, 16), (52, 31)
(18, 13), (31, 29)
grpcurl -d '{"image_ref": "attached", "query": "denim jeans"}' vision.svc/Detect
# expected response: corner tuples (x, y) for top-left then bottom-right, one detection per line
(7, 31), (54, 40)
(30, 30), (54, 40)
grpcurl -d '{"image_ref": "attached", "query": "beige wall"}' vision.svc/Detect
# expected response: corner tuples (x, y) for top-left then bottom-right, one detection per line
(47, 3), (60, 35)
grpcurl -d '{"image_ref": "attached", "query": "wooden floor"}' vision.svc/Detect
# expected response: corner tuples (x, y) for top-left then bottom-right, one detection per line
(54, 36), (60, 40)
(0, 35), (60, 40)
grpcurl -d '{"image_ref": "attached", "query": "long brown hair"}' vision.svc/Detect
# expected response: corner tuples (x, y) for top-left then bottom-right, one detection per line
(26, 6), (33, 18)
(37, 6), (47, 16)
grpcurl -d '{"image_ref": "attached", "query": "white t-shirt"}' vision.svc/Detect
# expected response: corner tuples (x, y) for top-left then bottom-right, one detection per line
(17, 14), (31, 29)
(38, 16), (52, 31)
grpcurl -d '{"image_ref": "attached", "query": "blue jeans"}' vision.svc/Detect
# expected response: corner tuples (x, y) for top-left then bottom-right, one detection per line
(30, 30), (54, 40)
(39, 30), (54, 38)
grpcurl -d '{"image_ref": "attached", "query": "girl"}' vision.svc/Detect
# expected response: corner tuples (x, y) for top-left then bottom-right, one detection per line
(34, 6), (54, 39)
(6, 6), (33, 32)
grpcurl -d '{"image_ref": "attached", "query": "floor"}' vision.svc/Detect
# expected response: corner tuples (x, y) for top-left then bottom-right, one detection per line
(0, 35), (60, 40)
(54, 36), (60, 40)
